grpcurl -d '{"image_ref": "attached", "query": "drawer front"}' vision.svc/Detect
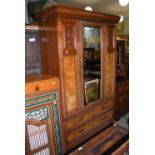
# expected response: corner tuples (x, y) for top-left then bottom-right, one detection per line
(66, 101), (113, 130)
(66, 110), (94, 130)
(94, 100), (113, 115)
(67, 111), (113, 143)
(25, 79), (59, 95)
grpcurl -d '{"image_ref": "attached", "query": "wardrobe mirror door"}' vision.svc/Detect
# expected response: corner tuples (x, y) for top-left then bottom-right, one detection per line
(83, 26), (101, 105)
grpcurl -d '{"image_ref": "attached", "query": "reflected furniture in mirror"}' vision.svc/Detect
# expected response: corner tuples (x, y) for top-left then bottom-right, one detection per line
(36, 5), (120, 153)
(83, 26), (101, 105)
(25, 25), (41, 75)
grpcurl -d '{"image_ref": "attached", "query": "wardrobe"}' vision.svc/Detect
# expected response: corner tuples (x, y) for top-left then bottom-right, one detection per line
(36, 5), (120, 153)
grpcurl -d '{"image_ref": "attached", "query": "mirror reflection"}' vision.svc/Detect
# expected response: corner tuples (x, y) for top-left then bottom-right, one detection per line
(83, 26), (101, 105)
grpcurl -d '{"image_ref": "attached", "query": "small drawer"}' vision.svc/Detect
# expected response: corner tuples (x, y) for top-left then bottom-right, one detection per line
(66, 110), (94, 130)
(25, 78), (59, 95)
(67, 111), (113, 143)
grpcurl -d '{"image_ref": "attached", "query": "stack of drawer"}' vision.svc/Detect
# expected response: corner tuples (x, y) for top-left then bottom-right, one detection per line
(64, 100), (114, 150)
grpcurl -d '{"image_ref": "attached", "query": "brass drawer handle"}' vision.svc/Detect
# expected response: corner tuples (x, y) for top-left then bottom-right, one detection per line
(35, 85), (40, 91)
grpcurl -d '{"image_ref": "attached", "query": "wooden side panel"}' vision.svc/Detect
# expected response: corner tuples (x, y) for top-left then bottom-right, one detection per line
(63, 55), (78, 114)
(105, 53), (115, 96)
(115, 80), (129, 120)
(104, 24), (116, 98)
(38, 15), (60, 76)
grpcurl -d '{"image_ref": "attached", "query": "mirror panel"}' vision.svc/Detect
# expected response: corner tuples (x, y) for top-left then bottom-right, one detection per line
(83, 26), (101, 105)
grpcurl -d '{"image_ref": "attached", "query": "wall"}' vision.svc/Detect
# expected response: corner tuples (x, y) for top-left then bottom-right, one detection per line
(116, 17), (129, 36)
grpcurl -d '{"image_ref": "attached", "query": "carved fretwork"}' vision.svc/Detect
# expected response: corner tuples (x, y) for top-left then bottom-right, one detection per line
(63, 23), (76, 56)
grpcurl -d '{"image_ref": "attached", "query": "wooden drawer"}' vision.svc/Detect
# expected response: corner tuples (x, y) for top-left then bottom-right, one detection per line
(67, 111), (113, 143)
(66, 110), (94, 130)
(66, 100), (113, 130)
(25, 75), (59, 96)
(94, 100), (113, 115)
(68, 125), (128, 155)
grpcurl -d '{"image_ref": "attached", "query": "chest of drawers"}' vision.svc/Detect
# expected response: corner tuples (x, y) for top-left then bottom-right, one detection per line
(25, 74), (64, 155)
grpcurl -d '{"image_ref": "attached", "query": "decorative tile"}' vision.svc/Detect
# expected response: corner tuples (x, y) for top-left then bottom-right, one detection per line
(51, 103), (63, 155)
(26, 92), (58, 108)
(25, 107), (49, 121)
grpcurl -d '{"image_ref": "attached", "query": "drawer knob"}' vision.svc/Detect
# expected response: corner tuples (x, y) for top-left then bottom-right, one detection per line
(78, 117), (84, 121)
(35, 86), (40, 91)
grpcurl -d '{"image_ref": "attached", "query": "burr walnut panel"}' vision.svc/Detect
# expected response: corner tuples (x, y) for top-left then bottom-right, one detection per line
(104, 52), (115, 97)
(63, 55), (78, 114)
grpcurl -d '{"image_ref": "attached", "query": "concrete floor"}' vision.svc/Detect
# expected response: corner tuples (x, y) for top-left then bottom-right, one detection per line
(116, 112), (129, 129)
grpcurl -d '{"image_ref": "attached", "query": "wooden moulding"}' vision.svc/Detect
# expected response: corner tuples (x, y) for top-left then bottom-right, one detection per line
(36, 5), (120, 24)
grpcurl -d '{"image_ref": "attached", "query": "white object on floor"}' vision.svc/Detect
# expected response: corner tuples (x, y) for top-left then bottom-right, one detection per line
(116, 113), (129, 129)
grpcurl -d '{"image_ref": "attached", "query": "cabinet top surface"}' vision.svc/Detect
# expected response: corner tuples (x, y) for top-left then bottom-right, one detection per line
(36, 5), (120, 24)
(25, 74), (58, 83)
